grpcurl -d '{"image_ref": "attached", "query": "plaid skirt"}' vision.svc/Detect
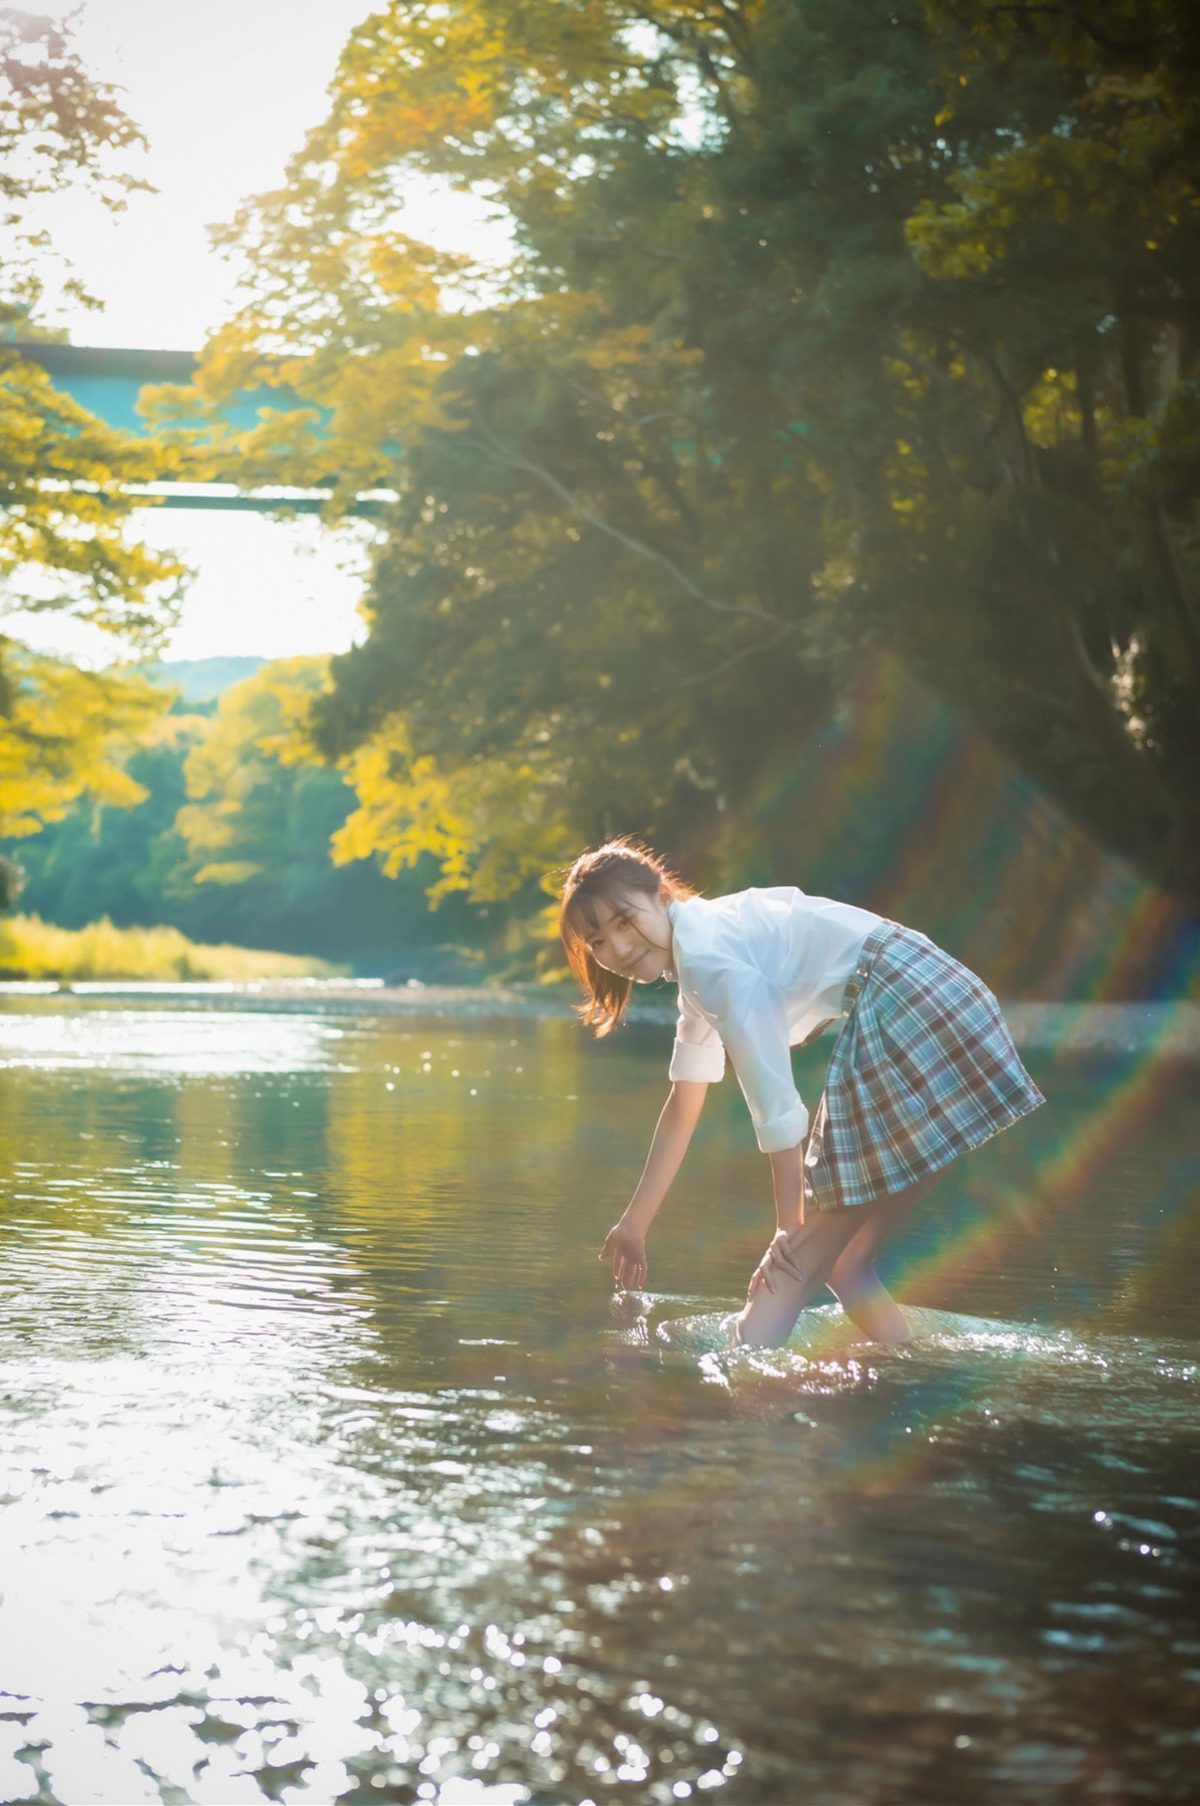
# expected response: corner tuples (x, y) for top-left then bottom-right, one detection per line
(804, 922), (1044, 1211)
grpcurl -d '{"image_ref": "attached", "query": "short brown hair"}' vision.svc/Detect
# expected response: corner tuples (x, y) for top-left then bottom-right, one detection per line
(559, 837), (695, 1038)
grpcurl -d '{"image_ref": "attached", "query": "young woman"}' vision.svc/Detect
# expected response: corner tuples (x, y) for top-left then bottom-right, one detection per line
(559, 839), (1044, 1348)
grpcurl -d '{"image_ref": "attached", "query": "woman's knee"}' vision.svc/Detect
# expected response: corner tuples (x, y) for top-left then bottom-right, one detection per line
(789, 1214), (860, 1286)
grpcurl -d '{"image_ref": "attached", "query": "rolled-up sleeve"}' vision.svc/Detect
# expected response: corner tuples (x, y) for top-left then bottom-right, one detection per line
(696, 961), (808, 1153)
(668, 992), (726, 1085)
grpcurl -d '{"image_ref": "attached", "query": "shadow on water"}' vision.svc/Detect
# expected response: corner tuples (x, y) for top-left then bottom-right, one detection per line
(0, 997), (1197, 1804)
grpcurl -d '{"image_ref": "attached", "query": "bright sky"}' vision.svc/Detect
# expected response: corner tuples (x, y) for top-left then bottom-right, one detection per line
(15, 0), (509, 668)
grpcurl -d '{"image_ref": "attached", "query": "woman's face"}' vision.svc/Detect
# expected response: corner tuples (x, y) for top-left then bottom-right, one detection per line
(582, 888), (674, 983)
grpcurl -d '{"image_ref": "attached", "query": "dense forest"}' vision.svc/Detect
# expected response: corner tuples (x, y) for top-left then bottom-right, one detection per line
(3, 1), (1198, 993)
(161, 0), (1199, 918)
(9, 660), (479, 978)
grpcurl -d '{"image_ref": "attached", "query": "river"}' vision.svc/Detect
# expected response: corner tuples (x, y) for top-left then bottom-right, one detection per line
(0, 989), (1196, 1805)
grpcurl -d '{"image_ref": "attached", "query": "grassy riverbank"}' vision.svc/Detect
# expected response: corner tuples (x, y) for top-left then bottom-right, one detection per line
(0, 914), (346, 983)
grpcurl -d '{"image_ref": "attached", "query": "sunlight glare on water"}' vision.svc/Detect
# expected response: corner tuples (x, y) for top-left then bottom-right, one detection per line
(0, 993), (1197, 1804)
(0, 1005), (349, 1074)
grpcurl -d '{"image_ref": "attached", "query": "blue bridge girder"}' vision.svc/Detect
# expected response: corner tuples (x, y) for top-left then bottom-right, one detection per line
(5, 340), (386, 516)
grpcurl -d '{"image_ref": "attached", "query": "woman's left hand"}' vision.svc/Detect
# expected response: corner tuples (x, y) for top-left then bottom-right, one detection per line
(746, 1225), (807, 1300)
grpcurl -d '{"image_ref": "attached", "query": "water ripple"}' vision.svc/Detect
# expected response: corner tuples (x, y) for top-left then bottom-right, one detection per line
(1, 1001), (1197, 1804)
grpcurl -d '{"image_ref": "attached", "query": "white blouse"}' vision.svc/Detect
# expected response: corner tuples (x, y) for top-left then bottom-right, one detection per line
(666, 888), (885, 1154)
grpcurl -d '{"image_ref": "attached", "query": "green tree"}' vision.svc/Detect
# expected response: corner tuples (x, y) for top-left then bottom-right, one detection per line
(896, 0), (1200, 886)
(0, 645), (164, 838)
(12, 663), (472, 971)
(170, 658), (475, 968)
(1, 5), (185, 841)
(9, 706), (206, 923)
(169, 0), (1199, 916)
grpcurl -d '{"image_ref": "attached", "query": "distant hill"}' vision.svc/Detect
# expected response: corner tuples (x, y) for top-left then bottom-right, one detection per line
(143, 657), (266, 704)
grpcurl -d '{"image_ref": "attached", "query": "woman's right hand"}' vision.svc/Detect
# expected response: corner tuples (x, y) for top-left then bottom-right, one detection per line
(745, 1225), (807, 1300)
(598, 1219), (648, 1291)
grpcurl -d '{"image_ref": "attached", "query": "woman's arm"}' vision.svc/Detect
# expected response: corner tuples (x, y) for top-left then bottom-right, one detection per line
(628, 1080), (709, 1227)
(743, 1142), (810, 1301)
(599, 1081), (708, 1287)
(768, 1142), (805, 1233)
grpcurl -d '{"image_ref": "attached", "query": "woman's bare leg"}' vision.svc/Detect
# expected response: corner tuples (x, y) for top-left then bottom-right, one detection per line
(825, 1179), (933, 1343)
(735, 1178), (933, 1349)
(826, 1269), (911, 1342)
(734, 1210), (865, 1348)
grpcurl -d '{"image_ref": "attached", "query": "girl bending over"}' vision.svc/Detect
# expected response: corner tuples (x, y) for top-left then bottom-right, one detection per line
(559, 839), (1043, 1347)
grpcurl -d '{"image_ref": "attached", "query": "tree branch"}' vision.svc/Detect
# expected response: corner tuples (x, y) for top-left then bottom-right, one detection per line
(461, 414), (787, 627)
(676, 621), (798, 689)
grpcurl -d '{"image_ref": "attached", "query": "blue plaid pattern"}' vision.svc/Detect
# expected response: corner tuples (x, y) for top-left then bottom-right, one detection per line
(804, 923), (1044, 1211)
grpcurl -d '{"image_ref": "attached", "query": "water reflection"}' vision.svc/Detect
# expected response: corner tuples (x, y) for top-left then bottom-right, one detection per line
(0, 997), (1197, 1804)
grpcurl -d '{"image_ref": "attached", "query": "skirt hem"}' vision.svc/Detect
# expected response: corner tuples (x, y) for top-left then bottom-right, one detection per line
(806, 1083), (1044, 1213)
(802, 922), (1045, 1212)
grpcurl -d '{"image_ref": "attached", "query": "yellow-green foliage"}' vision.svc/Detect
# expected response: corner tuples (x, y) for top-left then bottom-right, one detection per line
(0, 651), (168, 839)
(331, 715), (569, 908)
(0, 914), (345, 982)
(175, 656), (333, 883)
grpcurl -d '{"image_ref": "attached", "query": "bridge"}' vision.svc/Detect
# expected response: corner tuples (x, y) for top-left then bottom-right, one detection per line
(6, 341), (384, 516)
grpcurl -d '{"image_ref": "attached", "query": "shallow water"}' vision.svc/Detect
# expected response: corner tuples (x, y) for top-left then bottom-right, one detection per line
(0, 994), (1197, 1806)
